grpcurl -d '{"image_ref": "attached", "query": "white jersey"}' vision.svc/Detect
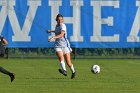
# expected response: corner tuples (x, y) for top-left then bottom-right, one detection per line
(54, 23), (71, 49)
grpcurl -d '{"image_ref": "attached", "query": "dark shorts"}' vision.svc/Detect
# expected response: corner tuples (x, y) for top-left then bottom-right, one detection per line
(0, 47), (5, 57)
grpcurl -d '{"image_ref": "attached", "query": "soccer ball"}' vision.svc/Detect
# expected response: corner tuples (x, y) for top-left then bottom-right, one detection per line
(91, 65), (100, 74)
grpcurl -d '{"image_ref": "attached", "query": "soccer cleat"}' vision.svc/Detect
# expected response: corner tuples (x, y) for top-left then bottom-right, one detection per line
(58, 69), (67, 76)
(9, 73), (15, 82)
(71, 72), (76, 79)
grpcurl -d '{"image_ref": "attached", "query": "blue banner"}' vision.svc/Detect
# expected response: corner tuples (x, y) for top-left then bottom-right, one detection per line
(0, 0), (140, 48)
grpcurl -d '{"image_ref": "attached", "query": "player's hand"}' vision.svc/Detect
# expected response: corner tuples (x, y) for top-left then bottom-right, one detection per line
(47, 30), (51, 33)
(48, 36), (54, 42)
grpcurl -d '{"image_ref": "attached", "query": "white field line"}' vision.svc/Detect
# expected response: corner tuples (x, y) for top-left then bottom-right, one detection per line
(127, 61), (140, 65)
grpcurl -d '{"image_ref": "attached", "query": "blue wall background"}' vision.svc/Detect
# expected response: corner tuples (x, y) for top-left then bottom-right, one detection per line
(0, 0), (140, 48)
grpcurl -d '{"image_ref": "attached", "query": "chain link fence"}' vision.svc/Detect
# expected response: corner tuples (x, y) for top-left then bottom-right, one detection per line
(3, 48), (140, 59)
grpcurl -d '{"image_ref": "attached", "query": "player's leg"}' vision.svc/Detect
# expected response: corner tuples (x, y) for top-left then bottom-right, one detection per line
(64, 53), (76, 79)
(0, 47), (5, 57)
(0, 66), (15, 82)
(56, 49), (67, 76)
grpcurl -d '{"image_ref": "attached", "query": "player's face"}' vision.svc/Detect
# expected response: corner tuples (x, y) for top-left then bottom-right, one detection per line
(57, 17), (63, 24)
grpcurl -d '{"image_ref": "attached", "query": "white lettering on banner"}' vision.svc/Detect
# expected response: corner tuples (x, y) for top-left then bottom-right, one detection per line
(48, 0), (62, 41)
(0, 0), (41, 41)
(0, 0), (140, 43)
(127, 1), (140, 42)
(90, 1), (120, 42)
(49, 0), (83, 42)
(0, 1), (7, 35)
(69, 1), (83, 42)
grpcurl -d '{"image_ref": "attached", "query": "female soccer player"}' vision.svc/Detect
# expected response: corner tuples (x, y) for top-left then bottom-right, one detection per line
(0, 35), (15, 82)
(47, 14), (76, 79)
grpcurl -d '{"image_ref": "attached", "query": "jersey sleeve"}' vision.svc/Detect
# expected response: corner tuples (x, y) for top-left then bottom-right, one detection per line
(61, 24), (66, 32)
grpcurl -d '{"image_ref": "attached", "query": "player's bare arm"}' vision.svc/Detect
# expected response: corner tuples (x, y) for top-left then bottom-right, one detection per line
(2, 38), (8, 46)
(47, 30), (55, 33)
(48, 30), (65, 42)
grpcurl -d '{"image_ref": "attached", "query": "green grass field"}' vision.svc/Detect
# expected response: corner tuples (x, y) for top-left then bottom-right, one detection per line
(0, 59), (140, 93)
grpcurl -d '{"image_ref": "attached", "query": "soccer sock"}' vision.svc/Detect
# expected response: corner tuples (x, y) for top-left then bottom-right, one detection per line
(0, 66), (11, 76)
(70, 64), (75, 73)
(60, 61), (66, 71)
